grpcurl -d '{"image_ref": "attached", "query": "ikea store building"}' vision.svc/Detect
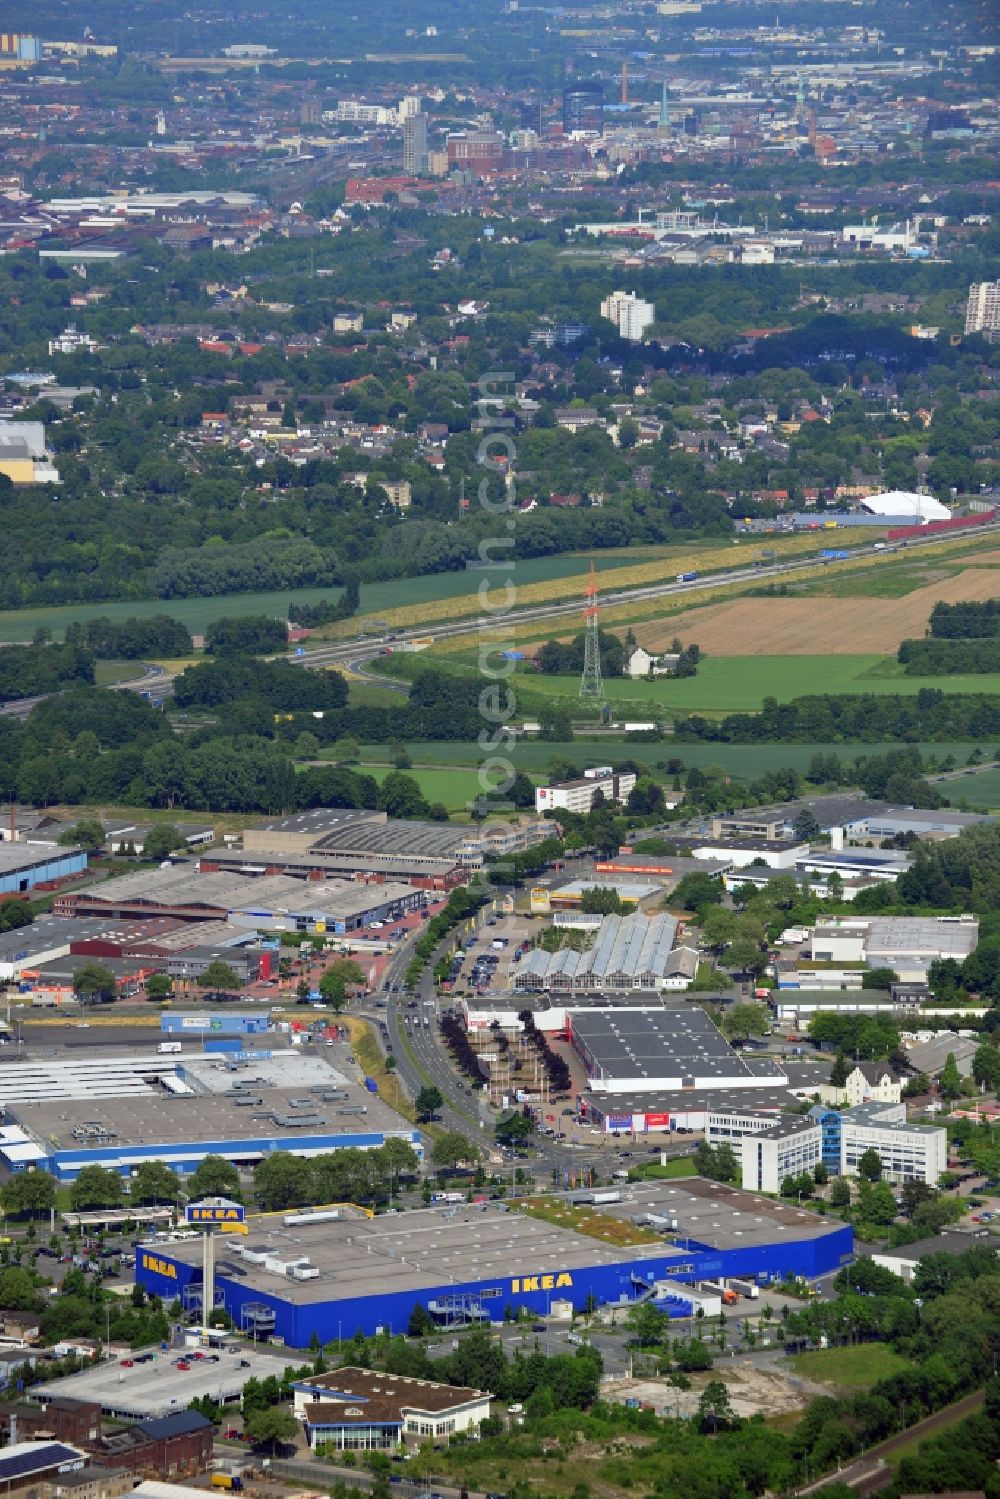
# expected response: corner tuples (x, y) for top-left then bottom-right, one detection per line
(136, 1180), (852, 1347)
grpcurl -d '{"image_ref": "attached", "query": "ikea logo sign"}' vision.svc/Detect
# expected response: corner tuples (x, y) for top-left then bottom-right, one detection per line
(186, 1204), (246, 1224)
(511, 1273), (573, 1294)
(142, 1253), (177, 1279)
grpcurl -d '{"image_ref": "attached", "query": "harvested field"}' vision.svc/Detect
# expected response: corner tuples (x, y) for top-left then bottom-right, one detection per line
(634, 568), (1000, 656)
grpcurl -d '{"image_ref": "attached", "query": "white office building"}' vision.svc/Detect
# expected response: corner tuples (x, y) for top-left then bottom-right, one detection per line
(840, 1101), (948, 1186)
(965, 280), (1000, 336)
(599, 289), (655, 342)
(706, 1109), (823, 1193)
(535, 767), (636, 815)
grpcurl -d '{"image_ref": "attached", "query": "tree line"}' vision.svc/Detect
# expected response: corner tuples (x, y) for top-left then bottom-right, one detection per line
(173, 657), (348, 711)
(675, 688), (1000, 743)
(252, 1140), (420, 1211)
(204, 615), (289, 655)
(65, 614), (193, 659)
(898, 636), (1000, 674)
(929, 598), (1000, 638)
(0, 642), (94, 705)
(289, 574), (360, 627)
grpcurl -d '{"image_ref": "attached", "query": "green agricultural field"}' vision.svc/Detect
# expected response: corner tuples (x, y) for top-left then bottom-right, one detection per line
(346, 680), (404, 708)
(789, 1344), (913, 1391)
(511, 655), (1000, 713)
(357, 740), (983, 778)
(945, 766), (1000, 811)
(364, 763), (503, 815)
(93, 660), (148, 686)
(801, 565), (964, 599)
(0, 548), (675, 645)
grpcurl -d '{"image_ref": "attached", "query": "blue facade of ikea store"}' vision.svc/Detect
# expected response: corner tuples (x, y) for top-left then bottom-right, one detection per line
(136, 1222), (853, 1349)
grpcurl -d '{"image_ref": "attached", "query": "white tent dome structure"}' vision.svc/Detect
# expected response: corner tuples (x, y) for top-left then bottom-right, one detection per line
(860, 490), (951, 522)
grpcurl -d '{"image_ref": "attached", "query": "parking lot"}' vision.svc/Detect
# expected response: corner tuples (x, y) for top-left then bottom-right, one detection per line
(32, 1341), (297, 1419)
(442, 913), (538, 996)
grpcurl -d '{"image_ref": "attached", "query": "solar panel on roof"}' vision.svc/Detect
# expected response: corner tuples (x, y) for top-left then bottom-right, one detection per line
(0, 1445), (82, 1480)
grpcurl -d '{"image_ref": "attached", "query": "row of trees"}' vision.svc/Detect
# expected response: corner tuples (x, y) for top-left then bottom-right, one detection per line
(204, 615), (289, 655)
(289, 575), (360, 627)
(675, 688), (1000, 744)
(252, 1140), (420, 1211)
(173, 656), (347, 711)
(535, 628), (628, 678)
(898, 636), (1000, 674)
(64, 614), (193, 659)
(929, 598), (1000, 638)
(0, 641), (94, 704)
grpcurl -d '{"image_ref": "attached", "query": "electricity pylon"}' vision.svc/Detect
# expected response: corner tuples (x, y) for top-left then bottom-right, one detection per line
(579, 560), (605, 703)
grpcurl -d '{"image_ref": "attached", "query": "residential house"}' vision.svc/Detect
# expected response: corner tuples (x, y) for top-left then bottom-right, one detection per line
(623, 647), (681, 678)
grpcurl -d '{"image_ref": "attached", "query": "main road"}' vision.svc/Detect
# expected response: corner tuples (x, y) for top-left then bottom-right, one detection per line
(6, 521), (992, 721)
(371, 911), (695, 1182)
(291, 523), (1000, 679)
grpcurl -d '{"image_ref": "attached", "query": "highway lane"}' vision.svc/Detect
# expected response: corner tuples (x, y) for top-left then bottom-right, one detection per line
(4, 524), (995, 722)
(290, 523), (1000, 676)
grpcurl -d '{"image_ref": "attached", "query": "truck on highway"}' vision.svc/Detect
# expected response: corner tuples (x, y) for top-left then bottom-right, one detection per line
(157, 1042), (182, 1054)
(676, 571), (697, 582)
(819, 549), (850, 561)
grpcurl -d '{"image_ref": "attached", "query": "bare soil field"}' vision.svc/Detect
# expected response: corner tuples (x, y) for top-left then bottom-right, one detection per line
(601, 1363), (825, 1421)
(635, 568), (1000, 655)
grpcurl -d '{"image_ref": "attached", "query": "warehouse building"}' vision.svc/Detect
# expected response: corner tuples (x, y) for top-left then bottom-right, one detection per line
(240, 809), (549, 881)
(102, 821), (214, 856)
(0, 919), (119, 982)
(463, 988), (710, 1037)
(23, 956), (158, 1006)
(774, 989), (913, 1021)
(530, 879), (662, 916)
(808, 915), (978, 978)
(594, 854), (733, 892)
(569, 1006), (789, 1095)
(871, 1232), (992, 1284)
(843, 806), (993, 843)
(0, 843), (87, 897)
(0, 1052), (420, 1181)
(689, 838), (806, 870)
(512, 913), (681, 992)
(0, 1442), (89, 1492)
(579, 1081), (808, 1135)
(708, 796), (993, 847)
(206, 846), (461, 888)
(135, 1180), (852, 1347)
(54, 866), (422, 934)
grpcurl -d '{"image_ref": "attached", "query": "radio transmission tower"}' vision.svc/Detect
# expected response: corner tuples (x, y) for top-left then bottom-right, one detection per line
(579, 560), (605, 702)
